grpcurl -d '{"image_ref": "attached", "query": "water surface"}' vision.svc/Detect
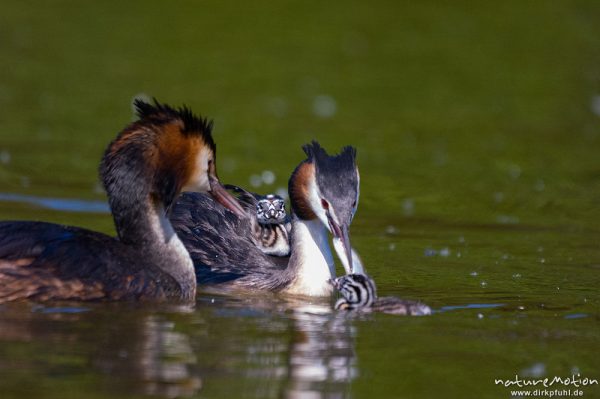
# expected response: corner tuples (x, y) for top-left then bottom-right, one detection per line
(0, 2), (599, 398)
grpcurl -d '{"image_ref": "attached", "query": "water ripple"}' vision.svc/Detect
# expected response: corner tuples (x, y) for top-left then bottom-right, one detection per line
(437, 303), (505, 313)
(0, 192), (109, 213)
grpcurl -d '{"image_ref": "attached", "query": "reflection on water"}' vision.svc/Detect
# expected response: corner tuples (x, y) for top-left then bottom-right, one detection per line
(147, 322), (199, 396)
(0, 298), (358, 398)
(286, 305), (357, 399)
(0, 193), (109, 214)
(108, 315), (202, 398)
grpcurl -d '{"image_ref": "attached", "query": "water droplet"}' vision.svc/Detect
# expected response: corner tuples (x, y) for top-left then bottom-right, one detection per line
(312, 95), (337, 118)
(534, 179), (545, 192)
(402, 198), (414, 216)
(265, 97), (288, 118)
(493, 192), (504, 203)
(477, 313), (484, 319)
(540, 258), (546, 264)
(512, 273), (521, 279)
(0, 150), (11, 165)
(424, 248), (437, 257)
(249, 174), (262, 187)
(385, 225), (398, 235)
(518, 306), (525, 310)
(508, 164), (521, 179)
(275, 187), (288, 200)
(261, 170), (276, 185)
(497, 215), (520, 224)
(521, 362), (546, 378)
(439, 247), (450, 257)
(480, 281), (488, 287)
(431, 148), (448, 166)
(470, 271), (478, 277)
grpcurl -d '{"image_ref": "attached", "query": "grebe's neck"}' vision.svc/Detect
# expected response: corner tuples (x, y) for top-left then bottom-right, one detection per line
(282, 217), (335, 296)
(110, 194), (196, 299)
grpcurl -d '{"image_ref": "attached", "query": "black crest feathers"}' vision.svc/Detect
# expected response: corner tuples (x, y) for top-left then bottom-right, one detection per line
(133, 98), (216, 151)
(302, 140), (356, 170)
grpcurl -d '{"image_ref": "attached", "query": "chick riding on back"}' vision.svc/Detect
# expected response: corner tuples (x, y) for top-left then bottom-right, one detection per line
(225, 184), (291, 256)
(170, 142), (360, 296)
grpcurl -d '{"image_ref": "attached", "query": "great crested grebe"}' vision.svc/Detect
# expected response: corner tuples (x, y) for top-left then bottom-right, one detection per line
(0, 100), (244, 303)
(331, 274), (432, 316)
(170, 142), (360, 296)
(225, 184), (291, 256)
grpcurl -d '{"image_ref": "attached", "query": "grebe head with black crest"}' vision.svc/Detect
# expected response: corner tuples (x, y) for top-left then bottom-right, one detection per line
(288, 141), (359, 274)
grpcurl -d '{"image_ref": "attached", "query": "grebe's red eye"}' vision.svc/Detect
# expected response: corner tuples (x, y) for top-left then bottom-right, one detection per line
(321, 199), (329, 210)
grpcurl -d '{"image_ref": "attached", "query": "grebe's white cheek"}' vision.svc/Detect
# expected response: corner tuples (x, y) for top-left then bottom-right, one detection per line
(307, 177), (330, 229)
(182, 147), (211, 193)
(182, 168), (210, 193)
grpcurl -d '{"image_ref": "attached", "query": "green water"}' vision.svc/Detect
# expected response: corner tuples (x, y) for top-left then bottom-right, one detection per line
(1, 2), (599, 398)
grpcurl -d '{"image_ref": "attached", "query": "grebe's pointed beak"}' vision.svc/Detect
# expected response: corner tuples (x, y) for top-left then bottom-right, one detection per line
(333, 237), (365, 275)
(340, 224), (353, 273)
(328, 214), (353, 273)
(209, 175), (245, 216)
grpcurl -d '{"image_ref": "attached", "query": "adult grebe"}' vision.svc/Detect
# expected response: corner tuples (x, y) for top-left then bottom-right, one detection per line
(331, 274), (432, 316)
(0, 100), (244, 303)
(226, 184), (367, 273)
(170, 142), (359, 296)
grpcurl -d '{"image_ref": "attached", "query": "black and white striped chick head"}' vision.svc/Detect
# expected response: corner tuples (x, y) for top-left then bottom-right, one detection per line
(331, 273), (377, 310)
(256, 194), (287, 224)
(331, 273), (432, 316)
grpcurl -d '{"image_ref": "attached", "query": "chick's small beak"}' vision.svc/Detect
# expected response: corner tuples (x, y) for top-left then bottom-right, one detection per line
(209, 175), (245, 216)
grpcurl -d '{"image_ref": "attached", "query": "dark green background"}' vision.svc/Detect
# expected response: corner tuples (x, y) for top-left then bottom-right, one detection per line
(0, 2), (599, 398)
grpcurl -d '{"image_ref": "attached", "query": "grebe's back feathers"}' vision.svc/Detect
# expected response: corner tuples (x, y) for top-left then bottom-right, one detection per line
(0, 221), (183, 302)
(170, 192), (289, 288)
